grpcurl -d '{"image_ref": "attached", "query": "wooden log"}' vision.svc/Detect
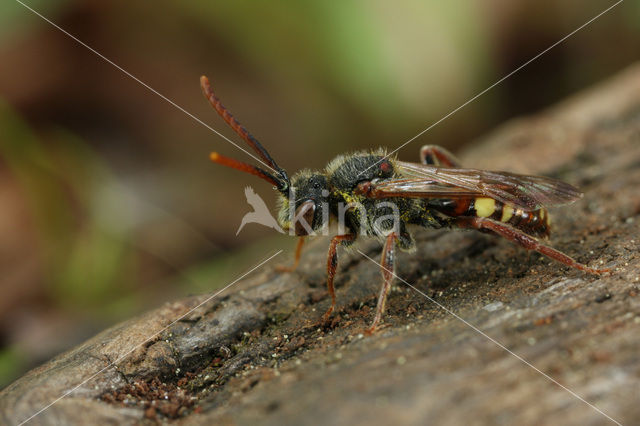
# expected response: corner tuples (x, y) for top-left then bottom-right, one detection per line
(2, 64), (640, 426)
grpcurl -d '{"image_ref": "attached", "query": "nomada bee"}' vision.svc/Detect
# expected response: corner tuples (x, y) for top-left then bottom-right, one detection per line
(200, 75), (608, 333)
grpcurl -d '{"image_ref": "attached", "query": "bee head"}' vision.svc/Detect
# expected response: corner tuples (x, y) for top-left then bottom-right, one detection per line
(277, 171), (329, 236)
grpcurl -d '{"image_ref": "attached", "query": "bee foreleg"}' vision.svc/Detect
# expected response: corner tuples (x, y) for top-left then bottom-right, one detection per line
(455, 217), (609, 274)
(276, 237), (306, 272)
(366, 232), (399, 334)
(322, 234), (356, 323)
(420, 145), (461, 168)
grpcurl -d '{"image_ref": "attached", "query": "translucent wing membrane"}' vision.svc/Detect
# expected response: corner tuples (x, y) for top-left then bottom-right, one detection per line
(365, 161), (583, 211)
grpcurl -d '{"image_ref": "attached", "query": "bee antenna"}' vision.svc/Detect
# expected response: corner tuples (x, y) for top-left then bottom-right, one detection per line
(201, 76), (289, 192)
(210, 152), (285, 190)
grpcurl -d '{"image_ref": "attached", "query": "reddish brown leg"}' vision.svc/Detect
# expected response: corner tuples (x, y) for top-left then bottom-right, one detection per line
(456, 217), (609, 274)
(276, 237), (305, 272)
(322, 234), (356, 322)
(420, 144), (461, 167)
(366, 232), (399, 334)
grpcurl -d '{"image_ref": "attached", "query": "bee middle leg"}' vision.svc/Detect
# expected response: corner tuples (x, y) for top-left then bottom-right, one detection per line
(420, 144), (461, 167)
(276, 237), (306, 272)
(454, 216), (609, 274)
(322, 234), (356, 322)
(366, 232), (399, 334)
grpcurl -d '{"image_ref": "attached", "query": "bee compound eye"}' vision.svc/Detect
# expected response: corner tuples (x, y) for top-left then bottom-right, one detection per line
(294, 200), (316, 236)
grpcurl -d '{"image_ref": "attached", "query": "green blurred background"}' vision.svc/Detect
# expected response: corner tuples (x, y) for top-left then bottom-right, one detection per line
(0, 0), (638, 388)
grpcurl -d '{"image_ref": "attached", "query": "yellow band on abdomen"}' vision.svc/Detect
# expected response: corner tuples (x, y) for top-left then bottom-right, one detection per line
(475, 197), (496, 218)
(501, 204), (514, 222)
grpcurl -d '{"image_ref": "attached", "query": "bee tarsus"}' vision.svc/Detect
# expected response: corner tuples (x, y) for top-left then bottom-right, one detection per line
(323, 233), (357, 323)
(275, 237), (306, 273)
(366, 231), (399, 334)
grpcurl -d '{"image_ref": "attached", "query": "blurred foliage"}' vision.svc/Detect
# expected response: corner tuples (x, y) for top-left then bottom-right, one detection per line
(0, 0), (638, 388)
(180, 1), (490, 123)
(0, 1), (67, 41)
(0, 100), (132, 311)
(0, 345), (26, 389)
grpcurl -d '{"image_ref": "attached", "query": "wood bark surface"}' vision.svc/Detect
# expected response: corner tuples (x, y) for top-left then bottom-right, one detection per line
(2, 64), (640, 426)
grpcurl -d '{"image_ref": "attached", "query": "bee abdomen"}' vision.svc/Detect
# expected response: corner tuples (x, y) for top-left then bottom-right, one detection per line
(478, 198), (551, 238)
(432, 197), (551, 238)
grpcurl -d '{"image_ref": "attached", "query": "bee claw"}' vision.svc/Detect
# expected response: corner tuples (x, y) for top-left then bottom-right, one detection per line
(275, 238), (305, 273)
(275, 264), (295, 273)
(321, 306), (334, 323)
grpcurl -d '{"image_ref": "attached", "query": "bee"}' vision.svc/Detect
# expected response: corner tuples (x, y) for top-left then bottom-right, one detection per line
(200, 76), (608, 333)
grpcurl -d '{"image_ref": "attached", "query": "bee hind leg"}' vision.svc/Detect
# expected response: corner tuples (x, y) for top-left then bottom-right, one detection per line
(366, 232), (399, 334)
(420, 145), (461, 167)
(276, 237), (305, 272)
(322, 234), (356, 323)
(455, 216), (609, 274)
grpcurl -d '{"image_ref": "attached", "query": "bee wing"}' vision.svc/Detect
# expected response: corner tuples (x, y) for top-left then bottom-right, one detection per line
(363, 161), (583, 211)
